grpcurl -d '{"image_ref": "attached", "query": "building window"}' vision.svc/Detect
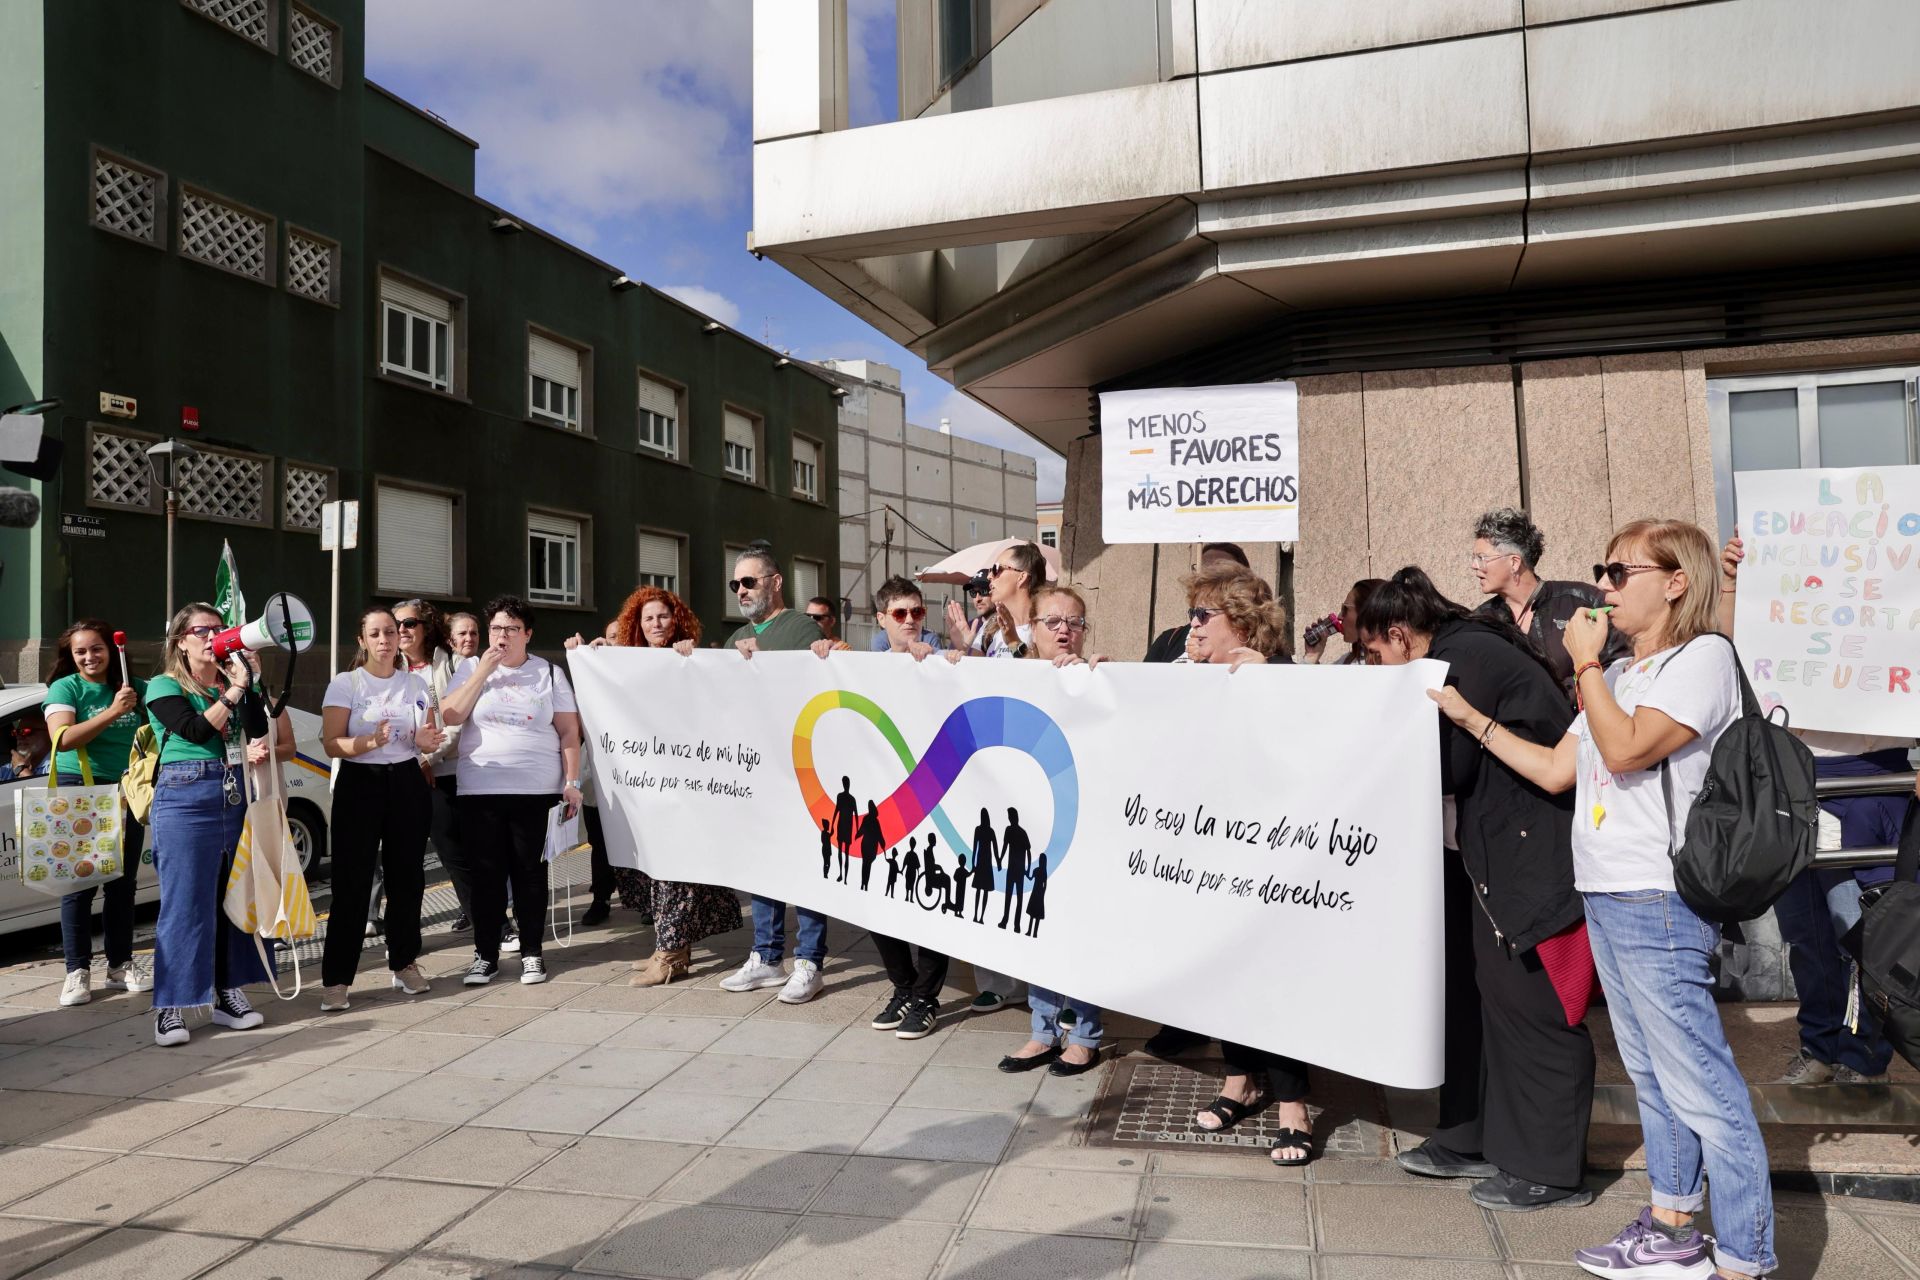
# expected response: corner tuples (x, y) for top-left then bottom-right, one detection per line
(281, 461), (334, 532)
(638, 529), (684, 594)
(1040, 528), (1057, 548)
(177, 445), (270, 527)
(179, 187), (272, 284)
(87, 424), (159, 513)
(792, 435), (821, 501)
(182, 0), (273, 51)
(288, 4), (338, 85)
(791, 558), (824, 609)
(723, 408), (760, 483)
(380, 274), (454, 393)
(938, 0), (984, 90)
(1709, 365), (1920, 540)
(285, 227), (338, 304)
(377, 482), (459, 596)
(637, 372), (681, 458)
(90, 150), (164, 248)
(527, 510), (586, 606)
(529, 331), (585, 432)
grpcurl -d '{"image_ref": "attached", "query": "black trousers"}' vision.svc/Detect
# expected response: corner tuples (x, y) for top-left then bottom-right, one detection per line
(322, 760), (431, 985)
(461, 791), (556, 961)
(587, 804), (613, 899)
(430, 774), (472, 919)
(1434, 858), (1595, 1188)
(1433, 855), (1486, 1148)
(871, 933), (948, 1002)
(1220, 1040), (1311, 1104)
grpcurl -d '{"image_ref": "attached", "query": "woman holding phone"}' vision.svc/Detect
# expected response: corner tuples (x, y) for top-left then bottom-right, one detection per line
(394, 597), (471, 931)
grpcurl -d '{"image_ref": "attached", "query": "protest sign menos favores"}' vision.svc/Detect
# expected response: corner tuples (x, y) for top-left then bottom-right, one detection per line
(1099, 382), (1300, 544)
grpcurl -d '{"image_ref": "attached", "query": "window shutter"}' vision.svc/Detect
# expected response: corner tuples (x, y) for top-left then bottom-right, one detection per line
(381, 276), (452, 322)
(529, 333), (581, 388)
(792, 559), (821, 604)
(638, 532), (680, 580)
(529, 510), (580, 541)
(637, 374), (678, 421)
(794, 437), (820, 471)
(378, 485), (454, 595)
(724, 409), (755, 449)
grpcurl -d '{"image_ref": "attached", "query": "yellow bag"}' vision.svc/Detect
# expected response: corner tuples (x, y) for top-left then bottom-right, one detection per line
(120, 725), (164, 824)
(224, 717), (316, 998)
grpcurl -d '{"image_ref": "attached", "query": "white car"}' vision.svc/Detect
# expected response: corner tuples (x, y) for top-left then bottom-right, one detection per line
(0, 683), (332, 937)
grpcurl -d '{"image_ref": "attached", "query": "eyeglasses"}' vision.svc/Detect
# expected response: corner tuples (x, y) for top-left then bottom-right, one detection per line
(185, 625), (220, 638)
(488, 624), (525, 635)
(1188, 606), (1226, 626)
(728, 576), (762, 592)
(1592, 562), (1665, 588)
(1038, 615), (1088, 633)
(396, 618), (423, 630)
(987, 564), (1014, 578)
(1468, 551), (1516, 568)
(806, 611), (834, 623)
(884, 606), (927, 623)
(11, 724), (40, 739)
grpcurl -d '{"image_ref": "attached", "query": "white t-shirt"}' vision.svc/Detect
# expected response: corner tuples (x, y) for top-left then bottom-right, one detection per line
(976, 622), (1034, 658)
(1794, 729), (1915, 759)
(322, 668), (432, 766)
(446, 655), (577, 795)
(1570, 639), (1741, 893)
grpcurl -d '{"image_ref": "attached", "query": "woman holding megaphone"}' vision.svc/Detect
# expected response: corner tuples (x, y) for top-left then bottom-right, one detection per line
(145, 602), (295, 1048)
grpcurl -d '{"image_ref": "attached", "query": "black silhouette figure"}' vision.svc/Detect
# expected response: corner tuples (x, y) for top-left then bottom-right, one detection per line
(970, 808), (997, 923)
(998, 807), (1031, 930)
(834, 777), (857, 883)
(920, 858), (951, 913)
(819, 818), (833, 880)
(1026, 853), (1048, 937)
(857, 802), (884, 891)
(902, 837), (921, 905)
(884, 850), (901, 899)
(948, 852), (969, 917)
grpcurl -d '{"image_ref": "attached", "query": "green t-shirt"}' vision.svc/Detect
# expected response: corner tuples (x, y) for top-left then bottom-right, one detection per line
(43, 674), (146, 781)
(144, 675), (243, 765)
(727, 608), (822, 653)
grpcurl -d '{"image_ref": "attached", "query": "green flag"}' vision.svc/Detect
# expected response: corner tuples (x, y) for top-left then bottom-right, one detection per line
(214, 540), (247, 627)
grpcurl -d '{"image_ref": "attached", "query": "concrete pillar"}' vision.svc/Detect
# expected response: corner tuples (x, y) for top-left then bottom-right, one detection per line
(1517, 357), (1613, 582)
(752, 0), (848, 143)
(1600, 352), (1695, 530)
(1292, 372), (1369, 649)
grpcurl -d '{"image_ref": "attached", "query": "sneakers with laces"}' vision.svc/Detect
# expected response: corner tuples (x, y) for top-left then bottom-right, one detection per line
(520, 956), (548, 985)
(1468, 1169), (1595, 1212)
(500, 930), (522, 955)
(463, 955), (499, 986)
(1574, 1208), (1715, 1279)
(103, 964), (148, 994)
(154, 1006), (190, 1047)
(1833, 1064), (1891, 1085)
(212, 987), (264, 1030)
(778, 959), (824, 1004)
(894, 997), (939, 1040)
(59, 969), (91, 1007)
(391, 965), (431, 995)
(319, 984), (351, 1012)
(721, 952), (787, 993)
(1776, 1047), (1835, 1085)
(872, 989), (911, 1030)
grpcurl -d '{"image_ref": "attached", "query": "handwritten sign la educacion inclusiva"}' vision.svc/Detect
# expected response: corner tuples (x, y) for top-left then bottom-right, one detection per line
(1733, 465), (1920, 737)
(1099, 382), (1300, 544)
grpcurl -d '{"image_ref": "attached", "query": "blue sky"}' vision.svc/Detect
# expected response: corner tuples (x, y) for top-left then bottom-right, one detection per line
(364, 0), (1064, 501)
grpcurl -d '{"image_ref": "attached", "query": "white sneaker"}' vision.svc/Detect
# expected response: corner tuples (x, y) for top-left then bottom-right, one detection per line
(520, 956), (548, 985)
(211, 987), (264, 1030)
(463, 955), (498, 986)
(778, 959), (824, 1005)
(319, 984), (351, 1012)
(59, 969), (91, 1007)
(720, 951), (787, 993)
(103, 965), (148, 994)
(154, 1007), (190, 1047)
(391, 965), (430, 995)
(500, 930), (522, 955)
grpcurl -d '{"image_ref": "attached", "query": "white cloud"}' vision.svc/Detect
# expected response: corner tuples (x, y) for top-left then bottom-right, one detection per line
(928, 389), (1067, 504)
(658, 283), (742, 328)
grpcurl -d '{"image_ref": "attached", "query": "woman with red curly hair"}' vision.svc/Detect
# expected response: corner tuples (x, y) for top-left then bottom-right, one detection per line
(567, 587), (740, 984)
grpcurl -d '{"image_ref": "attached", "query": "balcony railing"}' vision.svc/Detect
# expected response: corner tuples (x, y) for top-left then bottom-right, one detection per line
(1810, 771), (1915, 870)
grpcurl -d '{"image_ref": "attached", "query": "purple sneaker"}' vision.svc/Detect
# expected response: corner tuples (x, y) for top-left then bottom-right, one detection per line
(1574, 1207), (1715, 1279)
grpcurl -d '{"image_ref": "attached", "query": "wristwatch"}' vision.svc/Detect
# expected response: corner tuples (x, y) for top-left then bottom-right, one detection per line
(565, 778), (583, 789)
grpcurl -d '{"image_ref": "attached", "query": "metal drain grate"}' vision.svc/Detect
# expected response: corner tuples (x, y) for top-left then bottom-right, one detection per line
(1087, 1057), (1392, 1158)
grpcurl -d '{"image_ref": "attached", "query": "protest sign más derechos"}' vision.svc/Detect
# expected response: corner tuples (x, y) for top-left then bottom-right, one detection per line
(1099, 382), (1299, 544)
(1733, 465), (1920, 737)
(569, 647), (1446, 1090)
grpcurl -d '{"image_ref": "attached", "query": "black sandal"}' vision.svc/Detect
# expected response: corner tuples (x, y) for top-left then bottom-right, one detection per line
(1195, 1092), (1266, 1132)
(1268, 1127), (1315, 1166)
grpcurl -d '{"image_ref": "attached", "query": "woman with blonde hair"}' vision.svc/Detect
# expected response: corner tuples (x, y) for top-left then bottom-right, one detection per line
(1431, 519), (1772, 1279)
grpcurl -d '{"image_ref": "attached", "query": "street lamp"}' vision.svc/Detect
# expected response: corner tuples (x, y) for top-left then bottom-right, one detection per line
(145, 439), (199, 626)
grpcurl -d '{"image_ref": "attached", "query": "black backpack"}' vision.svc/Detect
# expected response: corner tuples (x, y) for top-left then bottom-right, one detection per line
(1843, 802), (1920, 1071)
(1657, 635), (1819, 924)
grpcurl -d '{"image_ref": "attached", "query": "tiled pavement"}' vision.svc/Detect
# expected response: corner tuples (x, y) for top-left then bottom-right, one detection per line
(2, 870), (1919, 1279)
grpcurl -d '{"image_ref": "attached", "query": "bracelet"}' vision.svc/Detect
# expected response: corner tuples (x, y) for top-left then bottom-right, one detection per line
(1477, 719), (1499, 750)
(1573, 661), (1602, 682)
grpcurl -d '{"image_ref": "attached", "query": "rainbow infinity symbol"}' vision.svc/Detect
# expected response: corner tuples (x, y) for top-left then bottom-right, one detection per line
(791, 691), (1079, 883)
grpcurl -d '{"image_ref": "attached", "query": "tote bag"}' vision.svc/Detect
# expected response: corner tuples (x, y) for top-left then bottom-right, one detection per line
(224, 717), (317, 997)
(14, 729), (127, 898)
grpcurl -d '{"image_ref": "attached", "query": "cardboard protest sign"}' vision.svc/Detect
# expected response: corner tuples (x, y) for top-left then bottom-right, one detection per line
(1100, 383), (1299, 544)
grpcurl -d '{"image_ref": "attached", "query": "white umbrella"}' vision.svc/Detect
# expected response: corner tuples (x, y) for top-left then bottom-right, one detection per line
(914, 536), (1061, 585)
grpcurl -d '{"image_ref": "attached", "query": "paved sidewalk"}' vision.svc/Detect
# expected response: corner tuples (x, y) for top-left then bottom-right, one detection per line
(1, 872), (1917, 1280)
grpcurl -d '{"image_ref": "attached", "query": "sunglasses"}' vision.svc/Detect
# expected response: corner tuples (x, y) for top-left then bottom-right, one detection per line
(1038, 615), (1088, 633)
(988, 564), (1014, 578)
(884, 606), (927, 623)
(397, 618), (423, 630)
(1188, 606), (1226, 626)
(806, 611), (834, 622)
(728, 576), (763, 592)
(1592, 562), (1664, 588)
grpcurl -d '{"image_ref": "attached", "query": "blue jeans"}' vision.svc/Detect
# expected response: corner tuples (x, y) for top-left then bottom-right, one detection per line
(56, 773), (143, 971)
(1029, 986), (1102, 1050)
(749, 896), (828, 965)
(148, 762), (272, 1010)
(1584, 890), (1775, 1276)
(1774, 867), (1893, 1076)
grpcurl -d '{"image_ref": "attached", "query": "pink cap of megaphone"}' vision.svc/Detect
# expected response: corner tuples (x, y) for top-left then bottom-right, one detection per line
(209, 592), (316, 661)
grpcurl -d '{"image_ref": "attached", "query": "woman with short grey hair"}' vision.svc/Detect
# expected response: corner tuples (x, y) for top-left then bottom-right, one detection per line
(1468, 507), (1625, 697)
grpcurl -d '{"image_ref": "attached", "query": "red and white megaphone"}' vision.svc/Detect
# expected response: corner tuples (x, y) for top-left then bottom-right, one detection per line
(210, 592), (317, 662)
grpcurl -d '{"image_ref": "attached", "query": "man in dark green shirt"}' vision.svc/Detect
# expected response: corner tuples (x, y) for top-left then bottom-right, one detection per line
(719, 543), (831, 1003)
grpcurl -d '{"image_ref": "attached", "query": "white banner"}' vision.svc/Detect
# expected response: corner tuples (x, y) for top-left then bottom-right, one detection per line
(1099, 382), (1300, 544)
(1733, 466), (1920, 736)
(569, 648), (1447, 1090)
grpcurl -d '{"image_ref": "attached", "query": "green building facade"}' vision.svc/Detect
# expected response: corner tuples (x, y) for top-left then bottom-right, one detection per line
(1, 0), (839, 687)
